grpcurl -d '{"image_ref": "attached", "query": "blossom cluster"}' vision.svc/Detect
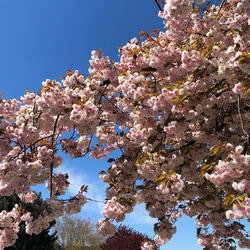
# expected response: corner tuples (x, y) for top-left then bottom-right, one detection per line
(0, 205), (31, 249)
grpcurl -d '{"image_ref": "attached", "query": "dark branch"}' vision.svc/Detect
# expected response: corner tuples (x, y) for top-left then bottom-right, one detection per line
(50, 114), (62, 198)
(217, 0), (226, 16)
(87, 198), (106, 204)
(154, 0), (163, 11)
(237, 95), (249, 154)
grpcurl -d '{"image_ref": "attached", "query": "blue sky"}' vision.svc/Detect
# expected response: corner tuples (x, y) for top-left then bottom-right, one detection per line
(0, 1), (241, 249)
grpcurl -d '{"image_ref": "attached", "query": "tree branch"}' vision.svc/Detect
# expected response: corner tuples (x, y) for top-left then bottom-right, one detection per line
(217, 0), (226, 16)
(50, 114), (62, 198)
(237, 95), (249, 153)
(154, 0), (163, 11)
(87, 198), (106, 204)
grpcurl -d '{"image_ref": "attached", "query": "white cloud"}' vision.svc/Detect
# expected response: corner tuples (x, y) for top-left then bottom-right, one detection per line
(55, 164), (106, 213)
(57, 164), (87, 194)
(55, 165), (156, 226)
(126, 203), (157, 225)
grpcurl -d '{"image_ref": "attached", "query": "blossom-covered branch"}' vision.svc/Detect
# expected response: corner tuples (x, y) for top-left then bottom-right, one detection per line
(0, 0), (249, 249)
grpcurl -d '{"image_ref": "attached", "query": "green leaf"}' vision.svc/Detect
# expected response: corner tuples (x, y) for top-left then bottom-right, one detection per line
(224, 194), (235, 205)
(156, 179), (166, 186)
(237, 193), (247, 201)
(200, 164), (214, 176)
(154, 173), (166, 182)
(181, 94), (189, 100)
(177, 194), (182, 202)
(169, 171), (177, 176)
(210, 145), (222, 155)
(171, 97), (179, 102)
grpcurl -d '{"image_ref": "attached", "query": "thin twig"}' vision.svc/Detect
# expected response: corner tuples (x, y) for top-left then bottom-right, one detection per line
(117, 143), (124, 155)
(103, 95), (128, 116)
(154, 0), (163, 11)
(50, 114), (62, 198)
(237, 95), (249, 142)
(217, 0), (226, 16)
(81, 134), (94, 157)
(55, 126), (64, 141)
(97, 82), (109, 105)
(69, 126), (76, 140)
(87, 198), (106, 204)
(32, 101), (36, 126)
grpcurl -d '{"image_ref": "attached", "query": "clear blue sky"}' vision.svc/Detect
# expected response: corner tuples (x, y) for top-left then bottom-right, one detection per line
(0, 1), (241, 250)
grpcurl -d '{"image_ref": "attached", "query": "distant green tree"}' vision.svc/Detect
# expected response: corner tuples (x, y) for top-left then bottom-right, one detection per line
(54, 215), (105, 250)
(0, 192), (57, 250)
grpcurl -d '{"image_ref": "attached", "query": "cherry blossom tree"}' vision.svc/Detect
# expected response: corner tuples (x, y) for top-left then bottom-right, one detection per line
(0, 192), (57, 250)
(0, 0), (249, 249)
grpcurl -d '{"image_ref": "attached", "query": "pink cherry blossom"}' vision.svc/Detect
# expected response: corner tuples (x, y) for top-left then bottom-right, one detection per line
(0, 0), (249, 249)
